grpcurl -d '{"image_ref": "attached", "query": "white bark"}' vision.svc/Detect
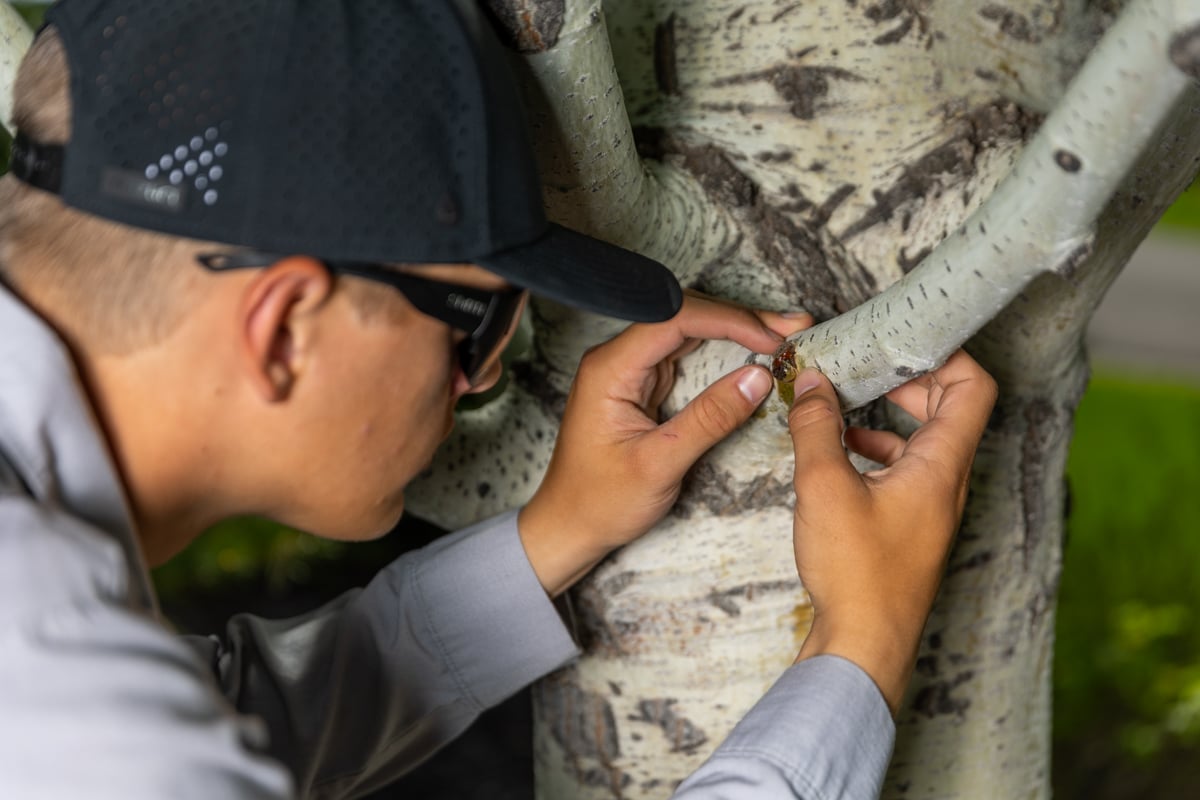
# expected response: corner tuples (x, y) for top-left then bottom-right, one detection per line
(401, 1), (1200, 797)
(748, 0), (1200, 411)
(406, 2), (1200, 798)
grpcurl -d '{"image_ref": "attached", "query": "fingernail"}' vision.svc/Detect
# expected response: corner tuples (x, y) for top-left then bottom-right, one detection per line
(792, 369), (823, 399)
(736, 366), (773, 403)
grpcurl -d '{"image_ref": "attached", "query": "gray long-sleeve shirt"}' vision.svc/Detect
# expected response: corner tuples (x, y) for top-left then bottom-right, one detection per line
(0, 283), (894, 798)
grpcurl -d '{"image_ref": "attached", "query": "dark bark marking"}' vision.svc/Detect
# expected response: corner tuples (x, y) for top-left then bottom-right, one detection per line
(675, 461), (794, 518)
(947, 549), (994, 574)
(979, 4), (1042, 43)
(580, 768), (632, 796)
(727, 6), (747, 23)
(769, 65), (865, 120)
(843, 102), (1042, 239)
(754, 149), (796, 163)
(708, 591), (742, 617)
(915, 655), (939, 677)
(535, 676), (623, 788)
(811, 183), (857, 228)
(654, 14), (680, 96)
(874, 14), (915, 45)
(510, 360), (568, 419)
(1020, 398), (1054, 571)
(745, 200), (872, 316)
(865, 0), (906, 23)
(630, 699), (709, 754)
(861, 0), (931, 47)
(1054, 149), (1082, 173)
(681, 145), (758, 207)
(481, 0), (565, 53)
(975, 67), (999, 82)
(772, 3), (804, 23)
(897, 245), (932, 272)
(1056, 237), (1094, 280)
(601, 570), (637, 596)
(476, 481), (491, 498)
(1169, 24), (1200, 81)
(912, 670), (974, 718)
(712, 64), (865, 120)
(895, 365), (921, 378)
(636, 131), (876, 316)
(707, 580), (798, 617)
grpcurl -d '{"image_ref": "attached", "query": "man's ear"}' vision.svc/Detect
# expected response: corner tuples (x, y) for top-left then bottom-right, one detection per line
(238, 256), (334, 402)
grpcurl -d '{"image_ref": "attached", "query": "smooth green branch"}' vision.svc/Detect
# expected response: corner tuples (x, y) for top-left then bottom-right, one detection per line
(748, 0), (1200, 411)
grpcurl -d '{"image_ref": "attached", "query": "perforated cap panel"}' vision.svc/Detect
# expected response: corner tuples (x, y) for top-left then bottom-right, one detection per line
(35, 0), (682, 321)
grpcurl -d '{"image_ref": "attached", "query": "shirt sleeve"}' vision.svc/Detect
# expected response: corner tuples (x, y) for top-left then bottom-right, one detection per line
(184, 510), (580, 799)
(0, 498), (295, 800)
(672, 656), (896, 800)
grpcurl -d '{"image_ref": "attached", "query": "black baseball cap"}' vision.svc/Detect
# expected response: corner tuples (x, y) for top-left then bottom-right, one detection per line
(9, 0), (682, 322)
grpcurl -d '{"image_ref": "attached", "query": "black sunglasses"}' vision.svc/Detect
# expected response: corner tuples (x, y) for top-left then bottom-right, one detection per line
(196, 251), (528, 386)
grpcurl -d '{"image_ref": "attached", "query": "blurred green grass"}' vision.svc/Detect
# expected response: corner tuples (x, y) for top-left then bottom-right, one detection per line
(1159, 181), (1200, 234)
(1055, 375), (1200, 759)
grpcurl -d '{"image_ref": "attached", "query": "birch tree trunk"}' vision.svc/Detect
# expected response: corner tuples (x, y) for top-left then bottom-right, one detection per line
(403, 0), (1200, 797)
(0, 0), (1193, 797)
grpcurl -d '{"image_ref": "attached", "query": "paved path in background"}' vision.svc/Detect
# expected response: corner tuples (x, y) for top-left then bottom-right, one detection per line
(1087, 230), (1200, 379)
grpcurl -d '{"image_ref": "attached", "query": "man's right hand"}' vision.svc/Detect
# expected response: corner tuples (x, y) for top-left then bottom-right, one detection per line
(787, 350), (997, 716)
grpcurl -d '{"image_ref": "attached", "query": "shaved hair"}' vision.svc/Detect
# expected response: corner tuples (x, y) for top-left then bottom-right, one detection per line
(0, 29), (218, 354)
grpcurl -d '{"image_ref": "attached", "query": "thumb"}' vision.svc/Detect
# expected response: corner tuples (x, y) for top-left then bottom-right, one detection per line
(788, 369), (859, 491)
(657, 365), (774, 468)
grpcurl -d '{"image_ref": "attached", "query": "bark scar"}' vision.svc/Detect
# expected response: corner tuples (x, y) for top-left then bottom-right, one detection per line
(481, 0), (566, 53)
(1169, 24), (1200, 81)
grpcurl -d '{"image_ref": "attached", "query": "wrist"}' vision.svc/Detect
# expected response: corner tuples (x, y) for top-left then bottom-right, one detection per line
(796, 613), (924, 717)
(517, 498), (611, 598)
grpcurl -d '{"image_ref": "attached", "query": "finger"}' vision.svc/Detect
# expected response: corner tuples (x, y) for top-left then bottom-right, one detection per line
(844, 426), (907, 467)
(597, 294), (783, 373)
(884, 350), (993, 423)
(788, 369), (862, 496)
(884, 377), (935, 424)
(666, 336), (704, 363)
(893, 352), (997, 481)
(651, 365), (774, 470)
(757, 310), (815, 340)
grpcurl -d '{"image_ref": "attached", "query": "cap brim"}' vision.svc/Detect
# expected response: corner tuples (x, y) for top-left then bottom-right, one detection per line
(476, 223), (683, 322)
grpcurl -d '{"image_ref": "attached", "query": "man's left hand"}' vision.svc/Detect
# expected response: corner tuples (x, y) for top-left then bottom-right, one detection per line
(518, 292), (812, 596)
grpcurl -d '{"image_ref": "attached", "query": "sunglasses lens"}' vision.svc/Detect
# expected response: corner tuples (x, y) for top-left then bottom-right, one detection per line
(461, 291), (528, 385)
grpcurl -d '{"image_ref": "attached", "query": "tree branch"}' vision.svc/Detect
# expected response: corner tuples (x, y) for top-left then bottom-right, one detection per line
(750, 0), (1200, 411)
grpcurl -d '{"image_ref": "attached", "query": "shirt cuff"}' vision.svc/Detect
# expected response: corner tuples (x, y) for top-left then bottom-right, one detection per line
(410, 510), (581, 711)
(698, 655), (896, 799)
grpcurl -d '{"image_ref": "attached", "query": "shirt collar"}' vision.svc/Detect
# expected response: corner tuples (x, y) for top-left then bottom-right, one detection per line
(0, 281), (157, 612)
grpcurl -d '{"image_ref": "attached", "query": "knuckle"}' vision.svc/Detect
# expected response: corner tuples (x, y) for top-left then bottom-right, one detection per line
(578, 344), (605, 367)
(983, 372), (999, 404)
(787, 395), (839, 434)
(692, 393), (740, 437)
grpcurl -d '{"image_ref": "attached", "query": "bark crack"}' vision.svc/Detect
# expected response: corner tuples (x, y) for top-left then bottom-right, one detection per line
(841, 101), (1043, 240)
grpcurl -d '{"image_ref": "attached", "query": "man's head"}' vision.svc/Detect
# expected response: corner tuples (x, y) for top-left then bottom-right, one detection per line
(0, 0), (682, 559)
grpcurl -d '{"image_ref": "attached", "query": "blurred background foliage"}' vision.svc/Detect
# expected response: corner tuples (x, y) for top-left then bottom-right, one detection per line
(5, 1), (1199, 795)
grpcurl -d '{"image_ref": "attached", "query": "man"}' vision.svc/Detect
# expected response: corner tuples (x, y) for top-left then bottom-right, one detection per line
(0, 1), (996, 798)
